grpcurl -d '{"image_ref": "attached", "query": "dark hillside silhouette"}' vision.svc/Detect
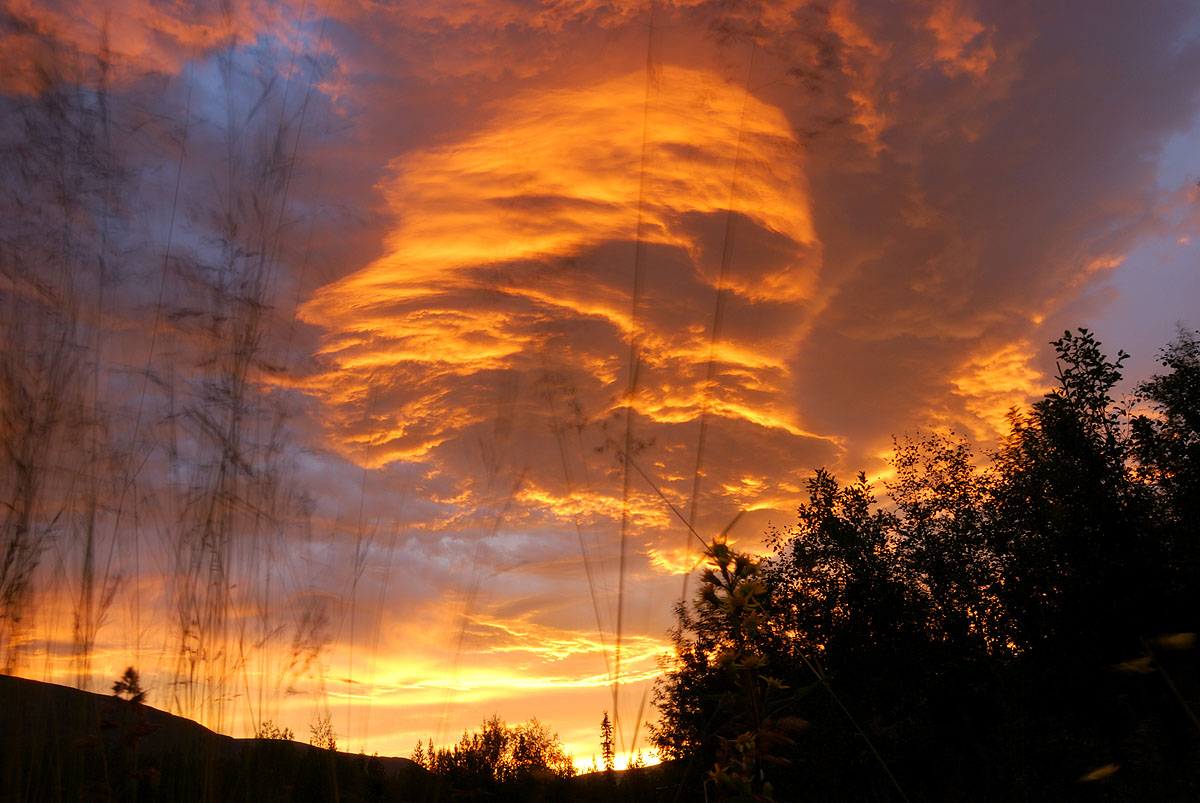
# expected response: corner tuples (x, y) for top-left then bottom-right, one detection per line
(1, 673), (681, 802)
(0, 673), (424, 802)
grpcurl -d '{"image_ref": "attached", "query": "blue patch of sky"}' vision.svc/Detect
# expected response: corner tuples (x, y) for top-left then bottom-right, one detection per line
(1085, 116), (1200, 387)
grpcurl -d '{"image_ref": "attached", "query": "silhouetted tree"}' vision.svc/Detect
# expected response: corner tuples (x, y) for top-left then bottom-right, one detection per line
(652, 541), (805, 801)
(427, 714), (575, 800)
(600, 710), (615, 776)
(411, 738), (426, 770)
(991, 329), (1159, 659)
(1132, 328), (1200, 620)
(653, 328), (1200, 800)
(257, 720), (295, 741)
(309, 714), (337, 752)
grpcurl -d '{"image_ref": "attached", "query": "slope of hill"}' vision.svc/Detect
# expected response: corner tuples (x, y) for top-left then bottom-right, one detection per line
(0, 674), (686, 801)
(0, 673), (423, 802)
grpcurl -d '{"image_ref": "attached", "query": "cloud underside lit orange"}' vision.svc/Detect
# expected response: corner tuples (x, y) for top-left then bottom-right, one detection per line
(301, 65), (825, 475)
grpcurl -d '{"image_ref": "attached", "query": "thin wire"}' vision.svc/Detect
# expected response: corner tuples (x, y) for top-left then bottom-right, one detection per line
(799, 651), (911, 803)
(629, 458), (708, 552)
(348, 380), (379, 749)
(615, 3), (659, 759)
(542, 382), (615, 683)
(683, 40), (757, 604)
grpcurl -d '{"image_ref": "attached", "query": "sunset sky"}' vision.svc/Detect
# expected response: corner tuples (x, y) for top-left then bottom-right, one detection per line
(3, 0), (1200, 769)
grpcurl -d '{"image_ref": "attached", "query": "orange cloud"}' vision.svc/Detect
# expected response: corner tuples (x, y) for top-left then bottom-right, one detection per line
(951, 339), (1048, 437)
(828, 0), (893, 155)
(306, 64), (815, 317)
(300, 63), (824, 470)
(924, 0), (996, 79)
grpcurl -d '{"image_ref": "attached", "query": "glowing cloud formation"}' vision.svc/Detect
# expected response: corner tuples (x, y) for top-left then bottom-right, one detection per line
(302, 63), (821, 467)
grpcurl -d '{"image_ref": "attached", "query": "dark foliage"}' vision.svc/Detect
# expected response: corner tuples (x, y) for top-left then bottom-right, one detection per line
(654, 329), (1200, 801)
(601, 710), (615, 775)
(410, 715), (576, 801)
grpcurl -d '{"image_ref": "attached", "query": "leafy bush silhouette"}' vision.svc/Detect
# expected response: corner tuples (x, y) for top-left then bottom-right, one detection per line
(654, 329), (1200, 801)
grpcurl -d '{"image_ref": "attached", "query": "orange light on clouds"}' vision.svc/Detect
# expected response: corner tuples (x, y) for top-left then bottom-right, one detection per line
(9, 0), (1192, 782)
(924, 0), (996, 79)
(299, 63), (826, 484)
(952, 340), (1049, 436)
(302, 63), (816, 325)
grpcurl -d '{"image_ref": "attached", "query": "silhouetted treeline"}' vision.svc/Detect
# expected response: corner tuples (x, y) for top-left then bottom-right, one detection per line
(653, 328), (1200, 801)
(405, 714), (684, 802)
(408, 715), (575, 800)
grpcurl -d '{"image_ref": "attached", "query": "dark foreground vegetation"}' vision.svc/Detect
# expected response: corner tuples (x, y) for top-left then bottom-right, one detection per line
(0, 672), (430, 803)
(0, 672), (678, 802)
(652, 329), (1200, 801)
